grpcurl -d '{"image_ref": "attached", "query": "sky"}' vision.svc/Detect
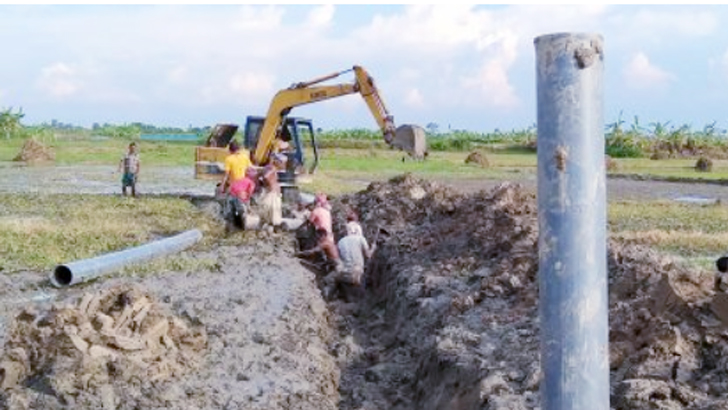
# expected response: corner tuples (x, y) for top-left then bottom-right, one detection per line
(1, 4), (728, 133)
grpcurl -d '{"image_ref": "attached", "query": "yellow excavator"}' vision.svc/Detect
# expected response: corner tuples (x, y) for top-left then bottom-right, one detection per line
(194, 65), (427, 200)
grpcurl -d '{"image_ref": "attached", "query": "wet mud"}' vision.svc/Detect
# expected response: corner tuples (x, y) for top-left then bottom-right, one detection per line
(325, 174), (728, 410)
(2, 169), (728, 409)
(0, 240), (339, 410)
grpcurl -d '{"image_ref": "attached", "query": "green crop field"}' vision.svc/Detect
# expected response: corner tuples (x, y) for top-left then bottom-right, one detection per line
(1, 116), (728, 274)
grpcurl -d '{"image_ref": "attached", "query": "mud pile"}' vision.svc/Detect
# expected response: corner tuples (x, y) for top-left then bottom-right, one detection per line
(328, 174), (728, 409)
(0, 284), (206, 409)
(330, 173), (462, 239)
(13, 138), (55, 163)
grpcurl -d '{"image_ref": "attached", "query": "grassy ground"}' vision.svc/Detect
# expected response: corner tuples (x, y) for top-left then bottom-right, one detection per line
(3, 137), (726, 182)
(609, 200), (727, 269)
(0, 193), (229, 274)
(1, 194), (723, 275)
(2, 138), (727, 274)
(0, 138), (195, 166)
(614, 157), (728, 180)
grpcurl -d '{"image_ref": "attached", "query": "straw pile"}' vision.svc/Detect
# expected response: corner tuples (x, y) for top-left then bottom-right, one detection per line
(13, 138), (55, 163)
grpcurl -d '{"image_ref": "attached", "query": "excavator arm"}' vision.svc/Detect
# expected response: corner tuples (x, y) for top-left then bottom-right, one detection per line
(252, 65), (403, 165)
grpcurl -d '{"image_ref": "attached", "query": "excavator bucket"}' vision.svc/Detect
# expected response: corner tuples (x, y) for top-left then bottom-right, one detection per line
(391, 124), (427, 159)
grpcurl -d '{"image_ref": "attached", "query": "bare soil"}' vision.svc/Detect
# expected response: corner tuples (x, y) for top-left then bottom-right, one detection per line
(2, 164), (728, 203)
(324, 174), (728, 409)
(2, 166), (728, 409)
(0, 239), (340, 410)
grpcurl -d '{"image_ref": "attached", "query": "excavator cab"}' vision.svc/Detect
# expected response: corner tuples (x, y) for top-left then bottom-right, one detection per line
(194, 117), (320, 185)
(243, 115), (319, 174)
(244, 115), (319, 202)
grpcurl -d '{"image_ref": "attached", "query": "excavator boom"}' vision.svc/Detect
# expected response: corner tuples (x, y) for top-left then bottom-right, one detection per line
(252, 65), (421, 165)
(194, 65), (427, 186)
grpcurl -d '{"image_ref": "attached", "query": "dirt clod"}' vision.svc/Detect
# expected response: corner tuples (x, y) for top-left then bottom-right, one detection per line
(325, 174), (728, 410)
(0, 284), (206, 407)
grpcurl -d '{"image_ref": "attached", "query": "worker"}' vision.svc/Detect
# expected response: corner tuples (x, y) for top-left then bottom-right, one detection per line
(222, 166), (258, 231)
(309, 193), (333, 241)
(329, 222), (376, 302)
(346, 210), (364, 237)
(230, 167), (258, 203)
(260, 153), (286, 228)
(296, 227), (342, 274)
(220, 140), (251, 194)
(274, 126), (293, 154)
(118, 142), (140, 197)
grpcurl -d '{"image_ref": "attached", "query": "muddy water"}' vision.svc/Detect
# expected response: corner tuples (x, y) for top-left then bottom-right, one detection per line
(3, 162), (728, 203)
(0, 164), (213, 196)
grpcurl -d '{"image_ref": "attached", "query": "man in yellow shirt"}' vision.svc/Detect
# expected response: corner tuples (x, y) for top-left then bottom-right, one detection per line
(220, 140), (251, 193)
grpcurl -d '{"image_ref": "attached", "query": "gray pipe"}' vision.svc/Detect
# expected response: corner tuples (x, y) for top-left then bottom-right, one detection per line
(535, 33), (609, 410)
(51, 229), (203, 288)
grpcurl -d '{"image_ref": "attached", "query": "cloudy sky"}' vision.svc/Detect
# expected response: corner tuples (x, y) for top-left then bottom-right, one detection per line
(2, 4), (728, 133)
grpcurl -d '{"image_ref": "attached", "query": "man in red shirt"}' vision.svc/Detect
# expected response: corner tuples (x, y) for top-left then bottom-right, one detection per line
(230, 167), (258, 203)
(225, 167), (258, 231)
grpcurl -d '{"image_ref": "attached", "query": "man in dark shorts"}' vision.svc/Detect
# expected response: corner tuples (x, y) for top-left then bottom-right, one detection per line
(118, 142), (140, 197)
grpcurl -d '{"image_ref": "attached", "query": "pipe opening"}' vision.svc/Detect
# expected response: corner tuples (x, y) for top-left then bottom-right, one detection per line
(53, 265), (73, 286)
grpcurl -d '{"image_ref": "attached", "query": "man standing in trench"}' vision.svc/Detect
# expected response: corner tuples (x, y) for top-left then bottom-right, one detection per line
(260, 153), (286, 228)
(328, 222), (376, 302)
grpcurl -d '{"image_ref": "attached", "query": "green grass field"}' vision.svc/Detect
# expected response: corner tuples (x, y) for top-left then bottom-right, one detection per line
(3, 137), (727, 181)
(0, 193), (227, 274)
(2, 137), (727, 274)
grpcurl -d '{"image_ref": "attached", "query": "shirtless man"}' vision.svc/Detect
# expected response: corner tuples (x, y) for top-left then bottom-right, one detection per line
(261, 153), (285, 227)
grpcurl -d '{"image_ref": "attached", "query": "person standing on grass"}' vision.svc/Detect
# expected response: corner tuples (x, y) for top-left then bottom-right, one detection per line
(118, 142), (140, 197)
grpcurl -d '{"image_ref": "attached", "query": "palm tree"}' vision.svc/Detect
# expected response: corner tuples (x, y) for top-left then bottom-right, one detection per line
(0, 107), (24, 139)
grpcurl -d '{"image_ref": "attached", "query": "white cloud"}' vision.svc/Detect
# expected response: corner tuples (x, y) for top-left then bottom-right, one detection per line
(233, 5), (285, 31)
(354, 5), (493, 55)
(461, 59), (519, 109)
(460, 29), (519, 109)
(627, 9), (717, 38)
(8, 5), (728, 130)
(228, 71), (276, 100)
(34, 61), (141, 104)
(404, 88), (424, 108)
(166, 66), (188, 84)
(307, 5), (335, 29)
(623, 52), (675, 90)
(398, 68), (421, 82)
(36, 63), (82, 98)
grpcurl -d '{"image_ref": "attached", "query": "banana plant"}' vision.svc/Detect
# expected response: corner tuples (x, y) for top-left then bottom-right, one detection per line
(0, 107), (24, 139)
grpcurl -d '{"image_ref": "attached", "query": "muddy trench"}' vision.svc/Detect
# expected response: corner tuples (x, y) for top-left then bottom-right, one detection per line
(4, 174), (728, 409)
(320, 174), (728, 410)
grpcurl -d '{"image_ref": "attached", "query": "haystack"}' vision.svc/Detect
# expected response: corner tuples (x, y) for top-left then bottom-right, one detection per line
(13, 138), (55, 163)
(605, 154), (620, 171)
(695, 156), (713, 172)
(464, 151), (489, 168)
